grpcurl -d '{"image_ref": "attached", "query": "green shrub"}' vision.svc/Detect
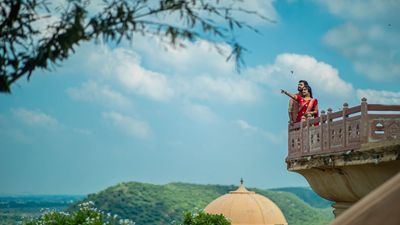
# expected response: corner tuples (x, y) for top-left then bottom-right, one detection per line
(23, 201), (134, 225)
(182, 211), (231, 225)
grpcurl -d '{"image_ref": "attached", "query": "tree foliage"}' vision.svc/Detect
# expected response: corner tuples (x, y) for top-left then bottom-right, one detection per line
(182, 211), (231, 225)
(23, 201), (135, 225)
(0, 0), (265, 93)
(20, 201), (230, 225)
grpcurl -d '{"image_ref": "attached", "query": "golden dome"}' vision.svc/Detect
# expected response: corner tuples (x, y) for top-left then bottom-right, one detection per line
(204, 180), (288, 225)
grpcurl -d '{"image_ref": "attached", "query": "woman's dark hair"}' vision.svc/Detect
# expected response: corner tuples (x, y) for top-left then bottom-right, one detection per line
(304, 85), (313, 98)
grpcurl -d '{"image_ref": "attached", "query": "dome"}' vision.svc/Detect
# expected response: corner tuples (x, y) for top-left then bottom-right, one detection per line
(204, 180), (288, 225)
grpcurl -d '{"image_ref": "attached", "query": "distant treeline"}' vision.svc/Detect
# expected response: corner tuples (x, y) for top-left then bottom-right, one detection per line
(0, 196), (84, 208)
(0, 195), (84, 225)
(0, 201), (70, 209)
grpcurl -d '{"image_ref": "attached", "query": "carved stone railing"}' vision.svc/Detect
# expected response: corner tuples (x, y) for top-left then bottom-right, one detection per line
(287, 98), (400, 160)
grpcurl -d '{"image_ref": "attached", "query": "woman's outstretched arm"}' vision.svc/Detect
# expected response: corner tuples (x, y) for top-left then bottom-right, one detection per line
(281, 89), (297, 101)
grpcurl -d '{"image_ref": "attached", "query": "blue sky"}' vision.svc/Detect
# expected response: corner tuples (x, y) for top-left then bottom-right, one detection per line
(1, 0), (399, 195)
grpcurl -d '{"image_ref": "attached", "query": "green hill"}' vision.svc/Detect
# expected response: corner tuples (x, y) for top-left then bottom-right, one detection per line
(76, 182), (333, 225)
(271, 187), (333, 208)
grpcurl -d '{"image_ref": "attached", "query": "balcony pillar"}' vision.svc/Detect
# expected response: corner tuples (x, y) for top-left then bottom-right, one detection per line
(320, 110), (326, 152)
(342, 103), (348, 148)
(327, 108), (332, 149)
(360, 98), (368, 143)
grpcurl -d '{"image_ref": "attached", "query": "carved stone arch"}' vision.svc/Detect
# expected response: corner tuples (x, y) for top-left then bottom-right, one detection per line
(387, 121), (400, 139)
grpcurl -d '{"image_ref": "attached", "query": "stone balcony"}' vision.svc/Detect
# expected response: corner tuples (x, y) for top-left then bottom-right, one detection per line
(286, 98), (400, 217)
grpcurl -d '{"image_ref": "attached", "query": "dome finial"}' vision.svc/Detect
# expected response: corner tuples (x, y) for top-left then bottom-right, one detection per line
(231, 178), (252, 193)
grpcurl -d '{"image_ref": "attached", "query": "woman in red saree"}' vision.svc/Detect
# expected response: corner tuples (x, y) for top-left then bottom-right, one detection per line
(281, 86), (318, 123)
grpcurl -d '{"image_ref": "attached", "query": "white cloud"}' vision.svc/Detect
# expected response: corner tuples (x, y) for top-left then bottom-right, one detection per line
(67, 81), (132, 109)
(323, 23), (400, 81)
(103, 44), (354, 106)
(316, 1), (400, 82)
(177, 75), (259, 103)
(183, 102), (218, 123)
(65, 32), (388, 114)
(81, 39), (259, 104)
(314, 0), (400, 20)
(196, 76), (259, 103)
(11, 108), (60, 128)
(133, 38), (236, 76)
(356, 89), (400, 105)
(234, 119), (282, 144)
(102, 111), (151, 139)
(275, 54), (353, 97)
(246, 53), (354, 105)
(235, 119), (258, 132)
(131, 38), (260, 103)
(91, 48), (175, 102)
(65, 38), (359, 112)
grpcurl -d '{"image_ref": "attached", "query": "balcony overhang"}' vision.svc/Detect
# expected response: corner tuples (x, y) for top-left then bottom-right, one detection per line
(287, 140), (400, 170)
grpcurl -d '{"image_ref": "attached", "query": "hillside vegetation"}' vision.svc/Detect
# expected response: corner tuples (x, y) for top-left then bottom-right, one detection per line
(271, 187), (333, 208)
(0, 195), (83, 225)
(78, 182), (333, 225)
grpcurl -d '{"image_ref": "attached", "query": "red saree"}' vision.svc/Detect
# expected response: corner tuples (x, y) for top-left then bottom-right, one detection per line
(295, 95), (318, 123)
